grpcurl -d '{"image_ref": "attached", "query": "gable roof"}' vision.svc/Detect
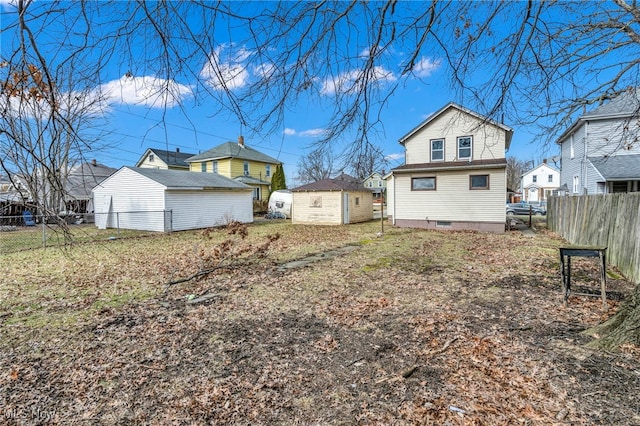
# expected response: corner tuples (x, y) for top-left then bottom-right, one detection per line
(588, 154), (640, 180)
(557, 88), (640, 143)
(186, 141), (280, 164)
(398, 102), (514, 150)
(291, 176), (370, 192)
(66, 161), (117, 199)
(522, 162), (560, 177)
(136, 148), (196, 168)
(111, 167), (251, 190)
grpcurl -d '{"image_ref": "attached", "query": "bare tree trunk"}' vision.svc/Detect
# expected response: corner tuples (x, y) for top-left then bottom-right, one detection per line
(585, 284), (640, 350)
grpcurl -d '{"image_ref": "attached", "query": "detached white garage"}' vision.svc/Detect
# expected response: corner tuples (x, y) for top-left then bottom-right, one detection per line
(92, 167), (254, 232)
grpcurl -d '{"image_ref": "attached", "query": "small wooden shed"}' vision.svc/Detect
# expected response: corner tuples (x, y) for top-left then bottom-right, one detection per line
(92, 167), (253, 232)
(290, 175), (374, 225)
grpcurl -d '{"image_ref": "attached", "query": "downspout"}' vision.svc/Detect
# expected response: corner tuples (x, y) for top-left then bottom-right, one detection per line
(583, 121), (589, 194)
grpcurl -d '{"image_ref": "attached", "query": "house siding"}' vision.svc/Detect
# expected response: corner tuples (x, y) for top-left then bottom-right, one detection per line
(347, 191), (374, 223)
(559, 127), (587, 194)
(392, 169), (506, 224)
(165, 190), (253, 231)
(404, 107), (507, 164)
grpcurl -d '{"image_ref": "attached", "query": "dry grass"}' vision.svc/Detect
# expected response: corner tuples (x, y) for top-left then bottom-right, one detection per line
(1, 220), (638, 424)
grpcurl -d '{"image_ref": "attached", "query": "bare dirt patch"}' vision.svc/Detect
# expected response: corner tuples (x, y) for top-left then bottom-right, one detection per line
(1, 222), (639, 424)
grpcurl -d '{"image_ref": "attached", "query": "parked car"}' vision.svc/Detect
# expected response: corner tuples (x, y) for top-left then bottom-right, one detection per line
(506, 202), (546, 216)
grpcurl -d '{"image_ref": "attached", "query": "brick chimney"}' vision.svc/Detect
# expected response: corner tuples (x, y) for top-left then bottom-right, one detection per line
(238, 135), (245, 147)
(176, 147), (180, 153)
(91, 159), (97, 166)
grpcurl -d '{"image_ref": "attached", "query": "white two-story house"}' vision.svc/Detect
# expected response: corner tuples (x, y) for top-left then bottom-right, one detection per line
(557, 88), (640, 194)
(521, 161), (560, 203)
(386, 102), (513, 233)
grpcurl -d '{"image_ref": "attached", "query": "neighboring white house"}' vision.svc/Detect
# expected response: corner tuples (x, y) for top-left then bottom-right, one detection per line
(290, 174), (373, 225)
(557, 87), (640, 194)
(387, 102), (513, 233)
(521, 161), (560, 203)
(136, 147), (196, 171)
(92, 167), (254, 232)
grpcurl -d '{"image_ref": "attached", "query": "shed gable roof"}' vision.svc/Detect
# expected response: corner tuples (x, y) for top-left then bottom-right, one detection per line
(292, 175), (370, 192)
(398, 102), (513, 150)
(186, 142), (280, 164)
(118, 167), (251, 190)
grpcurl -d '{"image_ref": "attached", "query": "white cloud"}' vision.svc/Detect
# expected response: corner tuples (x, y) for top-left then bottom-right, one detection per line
(0, 0), (16, 10)
(298, 128), (327, 137)
(385, 153), (404, 161)
(413, 57), (440, 78)
(283, 128), (296, 136)
(320, 66), (396, 96)
(99, 75), (191, 108)
(201, 44), (252, 91)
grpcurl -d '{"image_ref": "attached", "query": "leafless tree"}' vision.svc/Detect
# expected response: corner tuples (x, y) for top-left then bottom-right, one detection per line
(296, 147), (334, 184)
(506, 156), (529, 194)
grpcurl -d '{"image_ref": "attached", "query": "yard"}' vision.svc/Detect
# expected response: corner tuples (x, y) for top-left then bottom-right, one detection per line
(1, 220), (639, 424)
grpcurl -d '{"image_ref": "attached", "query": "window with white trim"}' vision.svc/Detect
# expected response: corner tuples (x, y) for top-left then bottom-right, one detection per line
(573, 175), (580, 194)
(201, 162), (207, 172)
(265, 164), (271, 177)
(532, 175), (537, 183)
(457, 136), (472, 160)
(548, 174), (553, 183)
(244, 161), (250, 176)
(431, 139), (444, 161)
(212, 161), (218, 174)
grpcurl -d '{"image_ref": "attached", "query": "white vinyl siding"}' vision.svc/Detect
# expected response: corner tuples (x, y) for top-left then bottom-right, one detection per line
(392, 169), (506, 223)
(403, 107), (507, 164)
(165, 190), (253, 231)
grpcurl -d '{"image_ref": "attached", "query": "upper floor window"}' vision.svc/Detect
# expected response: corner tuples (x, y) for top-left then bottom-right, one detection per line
(212, 161), (218, 174)
(431, 139), (444, 161)
(201, 162), (207, 172)
(265, 164), (271, 177)
(149, 154), (154, 162)
(570, 134), (575, 159)
(532, 175), (537, 183)
(378, 181), (383, 187)
(244, 161), (250, 176)
(368, 182), (373, 187)
(548, 174), (553, 183)
(457, 136), (472, 160)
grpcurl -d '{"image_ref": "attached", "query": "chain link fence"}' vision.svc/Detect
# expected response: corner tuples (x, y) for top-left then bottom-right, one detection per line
(0, 210), (172, 254)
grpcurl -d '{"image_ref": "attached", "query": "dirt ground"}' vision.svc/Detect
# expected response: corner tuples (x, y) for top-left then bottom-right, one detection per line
(1, 222), (639, 425)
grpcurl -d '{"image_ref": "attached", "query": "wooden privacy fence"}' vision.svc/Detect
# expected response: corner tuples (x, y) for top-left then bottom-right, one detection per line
(548, 193), (640, 284)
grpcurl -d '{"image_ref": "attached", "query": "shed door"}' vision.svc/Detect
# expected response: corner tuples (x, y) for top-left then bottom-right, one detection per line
(343, 192), (349, 224)
(95, 195), (112, 229)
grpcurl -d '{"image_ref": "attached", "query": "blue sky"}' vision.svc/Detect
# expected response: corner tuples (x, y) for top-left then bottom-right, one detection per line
(1, 1), (558, 184)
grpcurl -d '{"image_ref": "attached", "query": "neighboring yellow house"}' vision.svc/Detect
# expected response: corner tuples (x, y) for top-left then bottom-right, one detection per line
(185, 136), (281, 202)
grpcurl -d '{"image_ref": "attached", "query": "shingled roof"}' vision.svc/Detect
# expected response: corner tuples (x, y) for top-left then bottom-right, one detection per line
(292, 174), (370, 192)
(186, 141), (280, 164)
(122, 167), (251, 190)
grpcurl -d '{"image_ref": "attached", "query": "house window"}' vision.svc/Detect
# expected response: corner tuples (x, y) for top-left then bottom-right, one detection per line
(548, 174), (553, 183)
(201, 162), (207, 172)
(573, 175), (580, 194)
(265, 164), (271, 177)
(570, 134), (575, 159)
(244, 161), (250, 176)
(253, 187), (260, 200)
(436, 221), (452, 228)
(369, 182), (373, 187)
(149, 154), (154, 162)
(412, 177), (436, 191)
(532, 175), (537, 183)
(378, 181), (382, 187)
(612, 181), (629, 193)
(212, 161), (218, 174)
(469, 174), (489, 190)
(457, 136), (472, 160)
(310, 195), (322, 207)
(355, 197), (360, 206)
(431, 139), (444, 161)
